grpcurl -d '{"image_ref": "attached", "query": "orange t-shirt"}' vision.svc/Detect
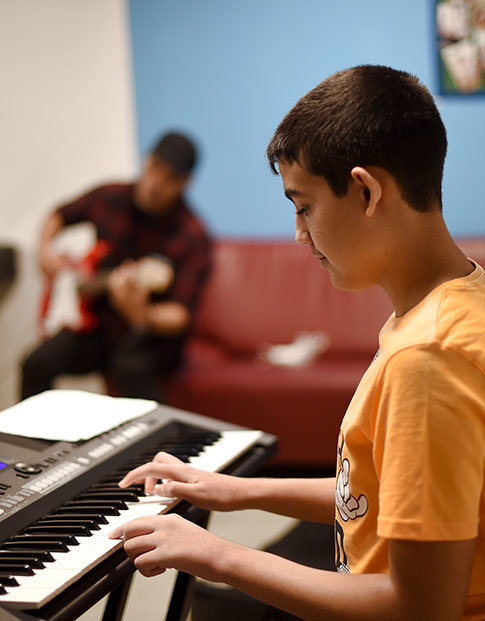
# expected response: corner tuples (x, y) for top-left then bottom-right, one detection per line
(335, 262), (485, 619)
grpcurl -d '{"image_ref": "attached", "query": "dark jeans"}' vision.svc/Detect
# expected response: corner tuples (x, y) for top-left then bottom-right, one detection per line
(20, 328), (185, 402)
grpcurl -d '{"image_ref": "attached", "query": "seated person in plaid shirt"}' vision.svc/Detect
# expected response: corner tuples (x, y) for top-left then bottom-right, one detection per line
(21, 132), (213, 403)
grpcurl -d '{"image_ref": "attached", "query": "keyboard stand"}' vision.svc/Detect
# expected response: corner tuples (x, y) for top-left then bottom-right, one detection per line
(101, 574), (133, 621)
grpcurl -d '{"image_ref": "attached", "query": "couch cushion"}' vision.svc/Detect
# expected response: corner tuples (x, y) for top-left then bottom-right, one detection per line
(193, 239), (392, 356)
(166, 356), (373, 466)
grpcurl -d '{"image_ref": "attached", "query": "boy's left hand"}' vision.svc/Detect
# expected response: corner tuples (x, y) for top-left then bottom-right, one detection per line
(109, 513), (227, 582)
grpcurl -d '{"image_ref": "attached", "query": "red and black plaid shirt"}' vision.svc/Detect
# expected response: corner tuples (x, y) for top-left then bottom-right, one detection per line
(58, 183), (213, 336)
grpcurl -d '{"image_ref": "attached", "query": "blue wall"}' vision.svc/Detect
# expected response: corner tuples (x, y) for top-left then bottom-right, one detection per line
(128, 0), (485, 238)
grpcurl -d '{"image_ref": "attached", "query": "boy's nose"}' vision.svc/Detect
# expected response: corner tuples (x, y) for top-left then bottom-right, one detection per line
(295, 224), (312, 245)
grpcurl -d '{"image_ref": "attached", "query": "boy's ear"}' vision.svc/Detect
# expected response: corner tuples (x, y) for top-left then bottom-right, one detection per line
(350, 167), (383, 216)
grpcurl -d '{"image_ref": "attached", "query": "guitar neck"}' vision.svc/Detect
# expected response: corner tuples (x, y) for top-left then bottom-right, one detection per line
(77, 270), (111, 299)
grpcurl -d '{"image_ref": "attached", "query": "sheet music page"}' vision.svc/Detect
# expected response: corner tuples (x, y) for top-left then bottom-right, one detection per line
(0, 390), (158, 441)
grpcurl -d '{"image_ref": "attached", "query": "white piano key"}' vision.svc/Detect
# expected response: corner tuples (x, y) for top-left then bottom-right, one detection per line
(188, 430), (263, 472)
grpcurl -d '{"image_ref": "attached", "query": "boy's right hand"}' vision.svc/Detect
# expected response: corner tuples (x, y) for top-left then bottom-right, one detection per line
(118, 451), (249, 512)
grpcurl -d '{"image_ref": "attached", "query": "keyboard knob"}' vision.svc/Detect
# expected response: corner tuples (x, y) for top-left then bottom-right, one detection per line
(13, 463), (42, 475)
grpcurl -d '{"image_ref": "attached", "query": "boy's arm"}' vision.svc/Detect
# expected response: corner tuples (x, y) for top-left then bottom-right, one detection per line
(112, 514), (475, 621)
(221, 534), (475, 620)
(244, 476), (336, 523)
(116, 451), (336, 522)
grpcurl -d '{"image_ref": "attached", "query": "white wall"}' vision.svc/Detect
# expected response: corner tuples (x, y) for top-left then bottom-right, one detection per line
(0, 0), (138, 409)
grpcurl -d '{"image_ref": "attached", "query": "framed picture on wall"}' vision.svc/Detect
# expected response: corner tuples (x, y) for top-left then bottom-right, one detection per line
(435, 0), (485, 94)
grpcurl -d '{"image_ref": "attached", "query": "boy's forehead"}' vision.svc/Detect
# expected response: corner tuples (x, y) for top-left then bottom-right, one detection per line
(279, 160), (306, 188)
(279, 160), (325, 198)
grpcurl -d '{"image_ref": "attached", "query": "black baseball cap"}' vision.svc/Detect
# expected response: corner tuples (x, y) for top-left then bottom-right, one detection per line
(151, 132), (198, 176)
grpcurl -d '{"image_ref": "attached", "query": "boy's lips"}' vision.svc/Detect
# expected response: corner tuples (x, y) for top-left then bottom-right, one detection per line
(315, 254), (329, 268)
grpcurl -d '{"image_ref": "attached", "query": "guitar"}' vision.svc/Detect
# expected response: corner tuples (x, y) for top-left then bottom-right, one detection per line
(39, 240), (175, 337)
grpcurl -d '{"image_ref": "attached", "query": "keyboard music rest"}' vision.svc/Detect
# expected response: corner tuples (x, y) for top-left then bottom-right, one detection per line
(0, 404), (278, 621)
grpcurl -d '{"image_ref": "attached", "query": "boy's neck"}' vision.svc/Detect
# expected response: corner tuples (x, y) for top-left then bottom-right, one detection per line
(379, 211), (474, 317)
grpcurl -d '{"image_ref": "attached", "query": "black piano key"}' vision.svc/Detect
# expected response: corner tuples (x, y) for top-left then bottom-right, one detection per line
(166, 448), (199, 456)
(121, 455), (191, 464)
(56, 505), (120, 516)
(11, 534), (79, 546)
(0, 555), (45, 569)
(159, 444), (204, 452)
(165, 431), (218, 441)
(0, 550), (54, 563)
(77, 491), (139, 503)
(173, 455), (190, 463)
(169, 432), (219, 445)
(34, 517), (101, 531)
(0, 574), (20, 587)
(0, 585), (6, 595)
(125, 448), (198, 463)
(155, 440), (207, 446)
(93, 482), (143, 490)
(25, 525), (92, 537)
(98, 475), (139, 484)
(1, 541), (69, 552)
(120, 457), (148, 466)
(41, 513), (107, 526)
(64, 499), (128, 511)
(141, 448), (197, 458)
(91, 482), (142, 490)
(104, 431), (219, 473)
(0, 564), (35, 576)
(90, 485), (144, 498)
(98, 476), (125, 484)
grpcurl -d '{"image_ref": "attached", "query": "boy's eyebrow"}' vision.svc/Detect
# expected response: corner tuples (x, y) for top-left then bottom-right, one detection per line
(284, 188), (303, 201)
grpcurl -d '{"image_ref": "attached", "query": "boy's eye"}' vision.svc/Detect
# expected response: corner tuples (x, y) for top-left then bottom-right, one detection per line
(295, 206), (308, 216)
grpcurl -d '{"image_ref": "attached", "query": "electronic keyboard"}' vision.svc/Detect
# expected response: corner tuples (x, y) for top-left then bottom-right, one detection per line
(0, 403), (277, 619)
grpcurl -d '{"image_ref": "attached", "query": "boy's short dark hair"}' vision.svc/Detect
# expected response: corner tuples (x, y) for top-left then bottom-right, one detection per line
(266, 65), (447, 212)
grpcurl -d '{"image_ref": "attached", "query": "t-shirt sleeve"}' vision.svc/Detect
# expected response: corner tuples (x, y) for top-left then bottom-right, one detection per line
(374, 344), (485, 541)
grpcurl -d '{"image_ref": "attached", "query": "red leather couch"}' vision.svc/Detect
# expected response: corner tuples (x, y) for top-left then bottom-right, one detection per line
(164, 237), (485, 469)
